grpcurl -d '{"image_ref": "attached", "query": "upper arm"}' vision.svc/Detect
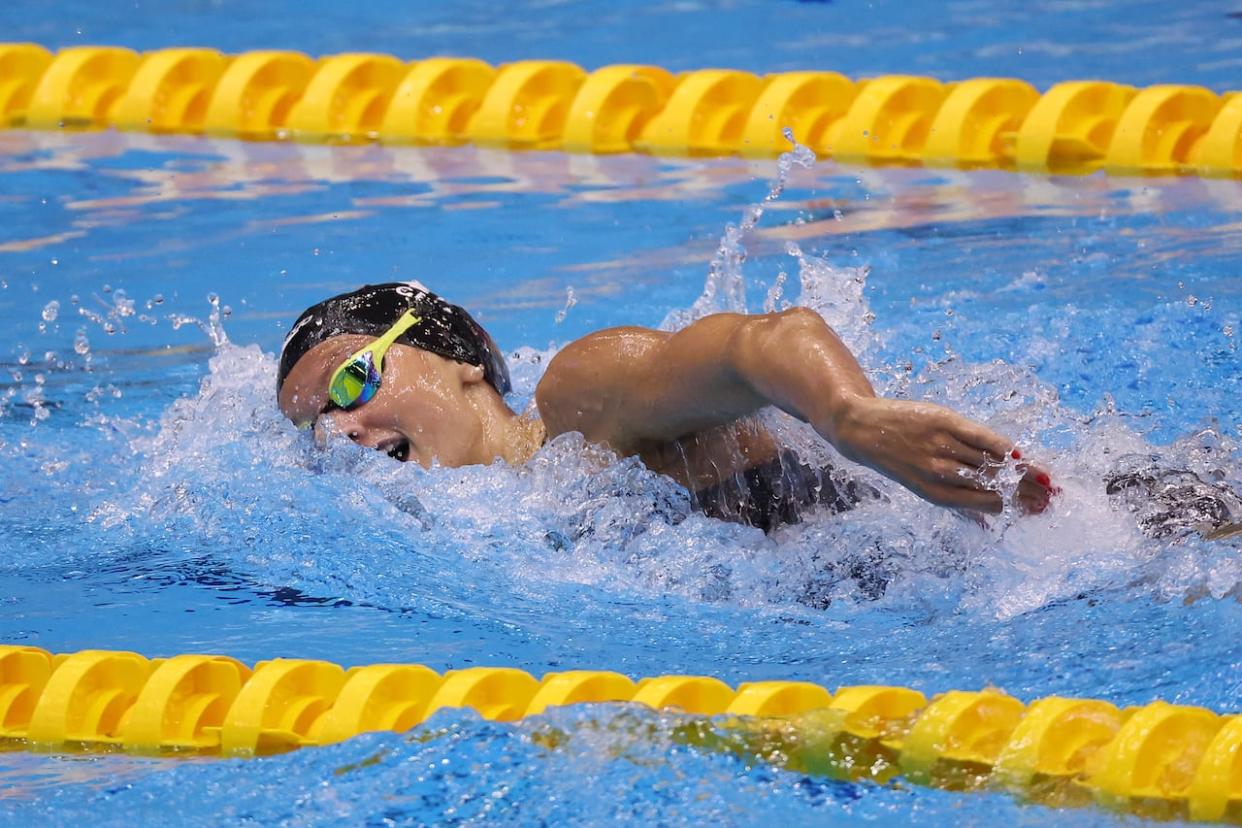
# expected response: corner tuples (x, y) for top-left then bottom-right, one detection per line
(535, 314), (769, 451)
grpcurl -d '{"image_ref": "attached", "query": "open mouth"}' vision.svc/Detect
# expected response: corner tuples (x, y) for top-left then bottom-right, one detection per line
(385, 439), (411, 463)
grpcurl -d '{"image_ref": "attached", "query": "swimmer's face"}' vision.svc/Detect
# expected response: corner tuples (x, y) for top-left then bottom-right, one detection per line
(278, 335), (491, 468)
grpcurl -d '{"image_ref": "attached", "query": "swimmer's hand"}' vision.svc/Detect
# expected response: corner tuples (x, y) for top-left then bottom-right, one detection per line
(826, 396), (1054, 515)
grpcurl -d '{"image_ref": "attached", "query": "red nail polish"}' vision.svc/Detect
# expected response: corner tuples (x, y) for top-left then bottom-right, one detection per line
(1036, 473), (1051, 487)
(1010, 449), (1022, 460)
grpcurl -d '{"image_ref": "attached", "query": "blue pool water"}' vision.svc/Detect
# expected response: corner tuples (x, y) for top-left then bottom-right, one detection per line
(1, 2), (1241, 825)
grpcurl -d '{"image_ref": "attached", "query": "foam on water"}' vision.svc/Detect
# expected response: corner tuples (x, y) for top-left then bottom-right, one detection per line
(1, 139), (1223, 635)
(1, 140), (1240, 827)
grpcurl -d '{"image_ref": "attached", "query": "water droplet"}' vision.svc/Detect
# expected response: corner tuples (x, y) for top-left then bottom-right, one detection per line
(41, 300), (59, 322)
(102, 284), (112, 294)
(74, 331), (90, 355)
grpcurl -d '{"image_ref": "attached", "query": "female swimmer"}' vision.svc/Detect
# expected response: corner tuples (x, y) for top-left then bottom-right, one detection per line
(277, 283), (1057, 532)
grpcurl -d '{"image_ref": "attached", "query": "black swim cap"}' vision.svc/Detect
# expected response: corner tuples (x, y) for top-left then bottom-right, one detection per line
(277, 282), (511, 396)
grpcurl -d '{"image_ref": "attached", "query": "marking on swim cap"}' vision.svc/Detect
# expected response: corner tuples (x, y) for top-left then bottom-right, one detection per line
(282, 312), (317, 350)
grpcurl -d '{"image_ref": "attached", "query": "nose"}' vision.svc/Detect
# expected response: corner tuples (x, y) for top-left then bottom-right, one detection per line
(316, 408), (373, 448)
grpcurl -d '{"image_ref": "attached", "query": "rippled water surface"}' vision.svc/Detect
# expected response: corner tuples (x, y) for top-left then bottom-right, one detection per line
(1, 2), (1242, 825)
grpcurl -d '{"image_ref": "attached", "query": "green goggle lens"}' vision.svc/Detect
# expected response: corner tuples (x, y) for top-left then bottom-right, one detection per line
(329, 352), (381, 409)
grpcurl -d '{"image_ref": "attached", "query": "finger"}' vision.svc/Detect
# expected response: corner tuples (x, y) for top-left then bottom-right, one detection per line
(943, 451), (1012, 490)
(940, 463), (1053, 512)
(951, 416), (1016, 460)
(942, 440), (992, 469)
(1017, 476), (1050, 503)
(1021, 463), (1054, 491)
(1016, 478), (1051, 514)
(928, 482), (1004, 514)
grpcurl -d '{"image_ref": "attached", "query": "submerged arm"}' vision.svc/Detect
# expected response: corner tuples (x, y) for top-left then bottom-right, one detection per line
(536, 308), (1052, 514)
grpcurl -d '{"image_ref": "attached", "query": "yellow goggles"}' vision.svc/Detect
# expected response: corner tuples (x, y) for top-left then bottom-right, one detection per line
(326, 310), (422, 411)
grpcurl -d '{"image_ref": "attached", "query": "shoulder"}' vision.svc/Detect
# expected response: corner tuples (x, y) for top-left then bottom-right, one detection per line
(534, 326), (669, 443)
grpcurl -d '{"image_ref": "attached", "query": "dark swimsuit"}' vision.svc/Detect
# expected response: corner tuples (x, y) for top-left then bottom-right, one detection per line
(689, 449), (873, 533)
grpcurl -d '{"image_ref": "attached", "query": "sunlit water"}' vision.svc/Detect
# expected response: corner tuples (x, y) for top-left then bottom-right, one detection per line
(1, 3), (1242, 823)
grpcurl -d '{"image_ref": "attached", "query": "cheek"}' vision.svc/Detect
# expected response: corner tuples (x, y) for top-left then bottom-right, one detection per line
(393, 386), (475, 456)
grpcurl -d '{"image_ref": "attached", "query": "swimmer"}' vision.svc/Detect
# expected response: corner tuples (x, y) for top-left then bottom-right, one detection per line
(277, 283), (1056, 532)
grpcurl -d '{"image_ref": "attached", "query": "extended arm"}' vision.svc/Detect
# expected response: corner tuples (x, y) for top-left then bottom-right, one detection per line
(536, 308), (1052, 514)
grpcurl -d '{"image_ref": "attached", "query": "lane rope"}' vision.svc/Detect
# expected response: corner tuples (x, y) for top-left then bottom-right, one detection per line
(0, 44), (1239, 176)
(1, 644), (1239, 821)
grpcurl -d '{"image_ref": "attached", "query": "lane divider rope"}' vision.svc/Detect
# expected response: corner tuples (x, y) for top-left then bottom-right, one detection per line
(1, 645), (1239, 822)
(0, 43), (1239, 177)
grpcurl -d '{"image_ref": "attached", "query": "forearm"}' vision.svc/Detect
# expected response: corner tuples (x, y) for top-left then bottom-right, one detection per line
(728, 309), (1054, 514)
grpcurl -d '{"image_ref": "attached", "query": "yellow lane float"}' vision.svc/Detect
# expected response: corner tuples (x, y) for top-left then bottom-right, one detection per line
(2, 644), (1240, 823)
(1, 42), (1239, 176)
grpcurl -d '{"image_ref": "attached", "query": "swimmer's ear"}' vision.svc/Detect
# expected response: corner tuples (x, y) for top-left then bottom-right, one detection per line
(456, 361), (486, 386)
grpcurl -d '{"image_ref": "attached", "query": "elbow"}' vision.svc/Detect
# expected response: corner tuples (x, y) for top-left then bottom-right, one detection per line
(725, 307), (826, 388)
(729, 307), (831, 360)
(776, 305), (832, 333)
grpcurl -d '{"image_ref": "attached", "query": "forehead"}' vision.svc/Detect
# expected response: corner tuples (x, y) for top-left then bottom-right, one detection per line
(277, 334), (373, 421)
